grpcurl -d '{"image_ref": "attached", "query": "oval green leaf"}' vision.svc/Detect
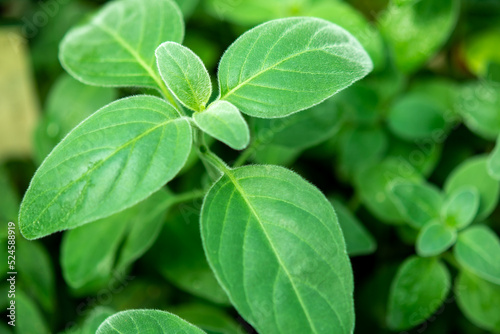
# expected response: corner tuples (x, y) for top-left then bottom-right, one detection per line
(201, 165), (354, 333)
(217, 17), (373, 118)
(416, 221), (457, 257)
(194, 101), (250, 150)
(454, 225), (500, 285)
(19, 96), (192, 240)
(444, 155), (500, 221)
(156, 42), (212, 112)
(387, 256), (450, 331)
(442, 186), (479, 229)
(96, 309), (205, 334)
(60, 0), (184, 90)
(456, 271), (500, 332)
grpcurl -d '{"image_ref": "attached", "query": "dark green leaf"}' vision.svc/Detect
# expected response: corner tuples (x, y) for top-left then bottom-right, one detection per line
(17, 290), (50, 334)
(170, 304), (245, 334)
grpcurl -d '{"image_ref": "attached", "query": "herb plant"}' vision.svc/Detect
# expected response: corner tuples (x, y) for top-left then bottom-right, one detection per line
(2, 0), (500, 333)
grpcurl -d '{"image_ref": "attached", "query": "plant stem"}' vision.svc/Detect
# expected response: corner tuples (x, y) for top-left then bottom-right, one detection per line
(233, 138), (260, 167)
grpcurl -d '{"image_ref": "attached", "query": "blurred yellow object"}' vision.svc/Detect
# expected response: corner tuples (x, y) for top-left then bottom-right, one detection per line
(0, 27), (39, 162)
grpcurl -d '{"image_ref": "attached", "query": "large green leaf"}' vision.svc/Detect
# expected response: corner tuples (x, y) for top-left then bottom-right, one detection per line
(378, 0), (459, 73)
(444, 156), (500, 221)
(456, 271), (500, 332)
(193, 101), (250, 150)
(454, 225), (500, 285)
(201, 165), (354, 333)
(33, 74), (117, 163)
(442, 186), (479, 229)
(331, 200), (376, 256)
(19, 96), (192, 240)
(170, 304), (245, 334)
(416, 221), (456, 257)
(488, 135), (500, 180)
(156, 42), (212, 112)
(217, 17), (373, 118)
(389, 182), (443, 228)
(60, 0), (184, 92)
(96, 310), (205, 334)
(61, 190), (171, 289)
(387, 256), (450, 331)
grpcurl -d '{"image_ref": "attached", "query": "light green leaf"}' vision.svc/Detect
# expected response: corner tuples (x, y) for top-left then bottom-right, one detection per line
(378, 0), (459, 73)
(354, 158), (422, 224)
(170, 304), (245, 334)
(156, 42), (212, 112)
(488, 135), (500, 180)
(416, 221), (457, 257)
(148, 209), (230, 305)
(16, 290), (50, 334)
(252, 96), (344, 150)
(61, 189), (171, 289)
(19, 96), (192, 240)
(201, 165), (354, 334)
(455, 82), (500, 140)
(174, 0), (199, 17)
(389, 182), (442, 228)
(444, 155), (500, 221)
(456, 271), (500, 332)
(194, 101), (250, 150)
(33, 74), (117, 164)
(96, 310), (205, 334)
(442, 186), (480, 229)
(217, 17), (373, 118)
(60, 0), (184, 91)
(331, 200), (376, 256)
(463, 26), (500, 78)
(387, 256), (450, 331)
(387, 93), (449, 140)
(17, 240), (55, 312)
(454, 225), (500, 285)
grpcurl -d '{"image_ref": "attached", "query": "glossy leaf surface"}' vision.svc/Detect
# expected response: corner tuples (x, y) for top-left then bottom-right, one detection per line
(19, 96), (192, 239)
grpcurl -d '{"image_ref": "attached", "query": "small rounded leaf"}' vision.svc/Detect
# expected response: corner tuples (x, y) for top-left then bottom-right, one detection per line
(416, 221), (457, 257)
(19, 96), (192, 240)
(194, 101), (250, 150)
(218, 17), (373, 118)
(156, 42), (212, 112)
(201, 165), (354, 333)
(60, 0), (184, 89)
(454, 225), (500, 285)
(442, 186), (480, 229)
(387, 256), (450, 331)
(96, 309), (205, 334)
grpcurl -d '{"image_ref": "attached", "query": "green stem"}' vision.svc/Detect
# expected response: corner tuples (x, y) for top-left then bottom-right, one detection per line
(233, 138), (260, 167)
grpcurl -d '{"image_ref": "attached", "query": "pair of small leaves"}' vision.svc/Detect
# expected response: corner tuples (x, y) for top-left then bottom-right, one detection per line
(387, 256), (451, 331)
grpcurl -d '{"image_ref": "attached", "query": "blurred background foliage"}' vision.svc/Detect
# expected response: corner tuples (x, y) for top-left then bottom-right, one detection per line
(0, 0), (500, 333)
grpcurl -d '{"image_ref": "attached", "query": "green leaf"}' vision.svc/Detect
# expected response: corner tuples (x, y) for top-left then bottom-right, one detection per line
(79, 307), (116, 334)
(34, 75), (117, 164)
(170, 304), (245, 334)
(19, 95), (192, 240)
(378, 0), (459, 73)
(201, 165), (354, 333)
(444, 155), (500, 221)
(148, 209), (230, 305)
(16, 290), (50, 334)
(156, 42), (212, 112)
(442, 186), (480, 229)
(0, 167), (19, 222)
(488, 135), (500, 180)
(416, 221), (457, 257)
(354, 158), (422, 224)
(454, 225), (500, 285)
(389, 182), (442, 228)
(463, 26), (500, 78)
(456, 271), (500, 332)
(17, 240), (55, 312)
(194, 101), (250, 150)
(174, 0), (199, 17)
(387, 93), (449, 140)
(96, 310), (205, 334)
(252, 96), (344, 150)
(331, 200), (377, 256)
(60, 0), (184, 91)
(456, 82), (500, 140)
(61, 189), (171, 289)
(217, 17), (373, 118)
(387, 256), (451, 331)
